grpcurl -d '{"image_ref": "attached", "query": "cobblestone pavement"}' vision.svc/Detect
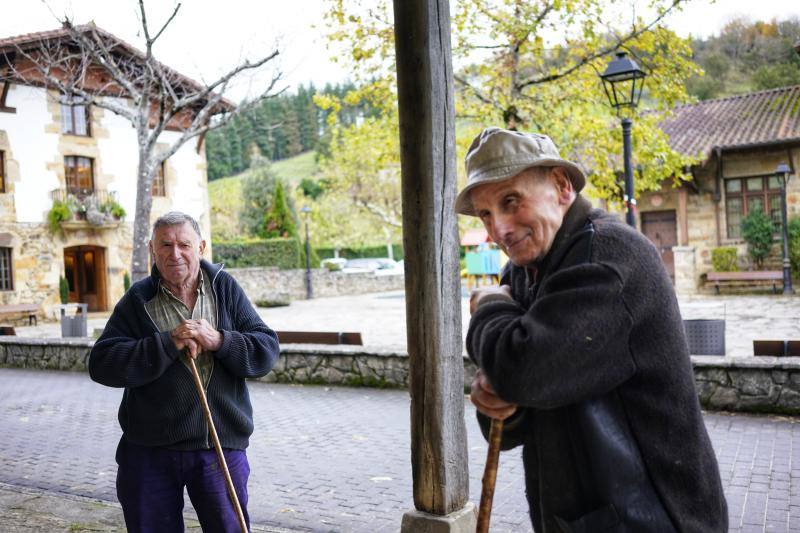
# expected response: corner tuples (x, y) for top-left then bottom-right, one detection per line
(1, 369), (799, 532)
(15, 291), (800, 358)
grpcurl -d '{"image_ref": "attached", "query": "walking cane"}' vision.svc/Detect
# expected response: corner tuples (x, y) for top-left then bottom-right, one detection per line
(187, 356), (249, 533)
(477, 418), (504, 533)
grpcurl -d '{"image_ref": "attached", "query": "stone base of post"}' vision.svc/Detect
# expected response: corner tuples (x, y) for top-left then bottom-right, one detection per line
(401, 502), (477, 533)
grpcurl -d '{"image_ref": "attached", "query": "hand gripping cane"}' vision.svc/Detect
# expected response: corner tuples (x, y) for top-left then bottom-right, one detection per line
(477, 417), (504, 533)
(187, 356), (249, 533)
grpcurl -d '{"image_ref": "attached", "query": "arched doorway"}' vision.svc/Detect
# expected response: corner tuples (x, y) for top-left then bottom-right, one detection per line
(63, 246), (107, 312)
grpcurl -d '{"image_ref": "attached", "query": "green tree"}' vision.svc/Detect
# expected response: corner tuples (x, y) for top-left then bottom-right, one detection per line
(239, 160), (278, 235)
(687, 16), (800, 100)
(319, 0), (701, 214)
(262, 182), (299, 239)
(741, 209), (776, 269)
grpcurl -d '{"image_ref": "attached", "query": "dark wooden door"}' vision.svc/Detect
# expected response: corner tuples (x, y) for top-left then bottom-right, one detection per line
(63, 246), (107, 311)
(641, 210), (677, 282)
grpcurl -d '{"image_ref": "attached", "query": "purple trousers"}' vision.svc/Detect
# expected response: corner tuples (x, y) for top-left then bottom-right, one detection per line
(115, 437), (250, 533)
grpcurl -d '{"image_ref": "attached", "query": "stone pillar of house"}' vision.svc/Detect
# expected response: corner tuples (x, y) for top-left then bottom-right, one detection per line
(393, 0), (475, 532)
(673, 246), (698, 295)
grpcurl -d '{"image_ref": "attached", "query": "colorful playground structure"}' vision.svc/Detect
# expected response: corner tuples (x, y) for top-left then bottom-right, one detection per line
(460, 228), (506, 288)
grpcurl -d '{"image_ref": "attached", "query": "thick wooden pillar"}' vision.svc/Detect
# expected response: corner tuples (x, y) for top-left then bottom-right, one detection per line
(393, 0), (474, 531)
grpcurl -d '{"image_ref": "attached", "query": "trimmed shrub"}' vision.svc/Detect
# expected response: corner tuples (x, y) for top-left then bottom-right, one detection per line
(213, 238), (302, 270)
(741, 210), (775, 269)
(59, 276), (69, 304)
(711, 247), (738, 272)
(315, 244), (404, 261)
(123, 271), (131, 291)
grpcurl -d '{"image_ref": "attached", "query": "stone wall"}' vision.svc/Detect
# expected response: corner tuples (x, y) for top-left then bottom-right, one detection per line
(2, 336), (799, 415)
(227, 267), (405, 302)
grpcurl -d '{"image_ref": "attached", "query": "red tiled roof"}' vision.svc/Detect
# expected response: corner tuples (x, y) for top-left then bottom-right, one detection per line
(461, 228), (491, 246)
(660, 85), (800, 161)
(0, 23), (234, 112)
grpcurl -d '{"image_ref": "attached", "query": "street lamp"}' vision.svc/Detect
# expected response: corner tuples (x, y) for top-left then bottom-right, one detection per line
(600, 50), (647, 228)
(300, 205), (313, 299)
(776, 163), (794, 294)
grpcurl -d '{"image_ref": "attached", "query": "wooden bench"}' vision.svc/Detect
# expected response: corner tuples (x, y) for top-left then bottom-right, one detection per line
(275, 331), (363, 345)
(753, 340), (800, 357)
(706, 271), (783, 294)
(0, 303), (39, 325)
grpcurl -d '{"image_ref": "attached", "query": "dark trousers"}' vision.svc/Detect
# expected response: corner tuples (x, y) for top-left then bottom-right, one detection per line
(115, 437), (250, 533)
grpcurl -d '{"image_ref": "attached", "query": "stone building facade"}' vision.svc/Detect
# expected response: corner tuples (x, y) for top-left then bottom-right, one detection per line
(0, 27), (215, 318)
(635, 86), (800, 294)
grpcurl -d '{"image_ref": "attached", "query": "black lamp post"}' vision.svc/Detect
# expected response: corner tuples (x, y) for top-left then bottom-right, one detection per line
(600, 51), (647, 228)
(300, 205), (313, 299)
(776, 163), (794, 295)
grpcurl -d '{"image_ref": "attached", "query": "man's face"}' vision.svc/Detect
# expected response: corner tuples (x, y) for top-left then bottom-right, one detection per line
(149, 222), (206, 287)
(470, 168), (572, 266)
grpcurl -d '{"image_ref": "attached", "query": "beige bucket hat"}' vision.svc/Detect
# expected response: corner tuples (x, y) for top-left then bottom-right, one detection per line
(455, 127), (587, 216)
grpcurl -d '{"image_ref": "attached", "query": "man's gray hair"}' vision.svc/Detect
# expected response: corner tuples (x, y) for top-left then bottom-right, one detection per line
(151, 212), (203, 241)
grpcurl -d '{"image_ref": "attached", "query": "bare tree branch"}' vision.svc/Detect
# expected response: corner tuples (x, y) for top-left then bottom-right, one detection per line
(515, 0), (686, 90)
(1, 2), (284, 281)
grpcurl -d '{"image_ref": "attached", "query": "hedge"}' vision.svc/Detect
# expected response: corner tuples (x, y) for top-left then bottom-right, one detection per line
(213, 238), (302, 269)
(316, 244), (404, 261)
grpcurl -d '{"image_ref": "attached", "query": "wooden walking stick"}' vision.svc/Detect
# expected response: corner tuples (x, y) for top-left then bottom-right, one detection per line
(477, 418), (504, 533)
(187, 356), (249, 533)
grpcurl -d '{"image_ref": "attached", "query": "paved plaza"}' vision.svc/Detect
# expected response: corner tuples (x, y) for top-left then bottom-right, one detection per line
(15, 290), (800, 358)
(0, 368), (799, 532)
(4, 290), (800, 531)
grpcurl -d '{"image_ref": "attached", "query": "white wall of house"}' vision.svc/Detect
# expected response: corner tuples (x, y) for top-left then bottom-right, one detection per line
(0, 85), (210, 230)
(1, 84), (60, 222)
(95, 99), (139, 218)
(0, 80), (212, 313)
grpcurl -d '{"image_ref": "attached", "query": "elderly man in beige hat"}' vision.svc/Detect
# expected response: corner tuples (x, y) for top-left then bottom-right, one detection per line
(459, 127), (727, 532)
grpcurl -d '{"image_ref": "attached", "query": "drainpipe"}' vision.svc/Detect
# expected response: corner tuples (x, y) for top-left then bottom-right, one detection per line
(714, 146), (722, 246)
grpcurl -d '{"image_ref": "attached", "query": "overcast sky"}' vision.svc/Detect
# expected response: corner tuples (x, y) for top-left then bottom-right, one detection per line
(3, 0), (799, 102)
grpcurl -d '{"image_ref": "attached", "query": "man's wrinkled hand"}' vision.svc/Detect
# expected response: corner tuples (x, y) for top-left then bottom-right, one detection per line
(469, 284), (512, 314)
(470, 369), (517, 420)
(172, 336), (201, 359)
(171, 319), (223, 353)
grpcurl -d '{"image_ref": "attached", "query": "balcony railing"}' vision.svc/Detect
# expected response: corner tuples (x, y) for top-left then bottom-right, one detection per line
(49, 188), (123, 228)
(50, 188), (118, 206)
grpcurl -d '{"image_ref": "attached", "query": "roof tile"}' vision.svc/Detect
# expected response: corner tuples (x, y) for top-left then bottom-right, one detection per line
(661, 85), (800, 160)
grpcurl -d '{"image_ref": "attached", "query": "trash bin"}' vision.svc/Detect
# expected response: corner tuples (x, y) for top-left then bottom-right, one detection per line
(683, 319), (725, 355)
(60, 303), (88, 337)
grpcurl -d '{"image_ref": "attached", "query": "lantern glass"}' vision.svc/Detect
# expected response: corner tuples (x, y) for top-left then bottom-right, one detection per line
(600, 51), (646, 110)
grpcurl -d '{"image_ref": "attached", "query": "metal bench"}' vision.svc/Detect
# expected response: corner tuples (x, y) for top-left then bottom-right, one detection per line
(0, 303), (39, 325)
(753, 340), (800, 357)
(706, 271), (783, 294)
(275, 331), (363, 345)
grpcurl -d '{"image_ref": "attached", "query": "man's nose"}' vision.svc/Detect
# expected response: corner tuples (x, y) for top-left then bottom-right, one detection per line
(491, 213), (515, 241)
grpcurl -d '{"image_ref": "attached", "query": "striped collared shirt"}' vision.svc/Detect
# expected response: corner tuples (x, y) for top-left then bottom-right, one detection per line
(145, 269), (217, 387)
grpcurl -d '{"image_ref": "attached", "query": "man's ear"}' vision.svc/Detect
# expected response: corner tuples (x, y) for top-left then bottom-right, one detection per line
(199, 240), (207, 256)
(551, 167), (574, 203)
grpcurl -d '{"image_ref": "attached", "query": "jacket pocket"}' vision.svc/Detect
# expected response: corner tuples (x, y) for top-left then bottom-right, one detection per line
(555, 504), (620, 533)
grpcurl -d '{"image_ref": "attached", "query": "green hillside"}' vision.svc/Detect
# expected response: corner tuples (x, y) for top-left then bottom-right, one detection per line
(209, 151), (319, 240)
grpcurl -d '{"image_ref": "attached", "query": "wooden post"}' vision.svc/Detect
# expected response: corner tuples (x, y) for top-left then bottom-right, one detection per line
(393, 1), (474, 530)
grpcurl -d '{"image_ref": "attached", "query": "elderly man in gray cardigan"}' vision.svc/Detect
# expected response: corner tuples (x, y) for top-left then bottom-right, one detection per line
(459, 127), (727, 532)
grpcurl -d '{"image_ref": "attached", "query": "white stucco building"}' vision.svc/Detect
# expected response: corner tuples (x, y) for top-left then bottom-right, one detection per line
(0, 26), (217, 316)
